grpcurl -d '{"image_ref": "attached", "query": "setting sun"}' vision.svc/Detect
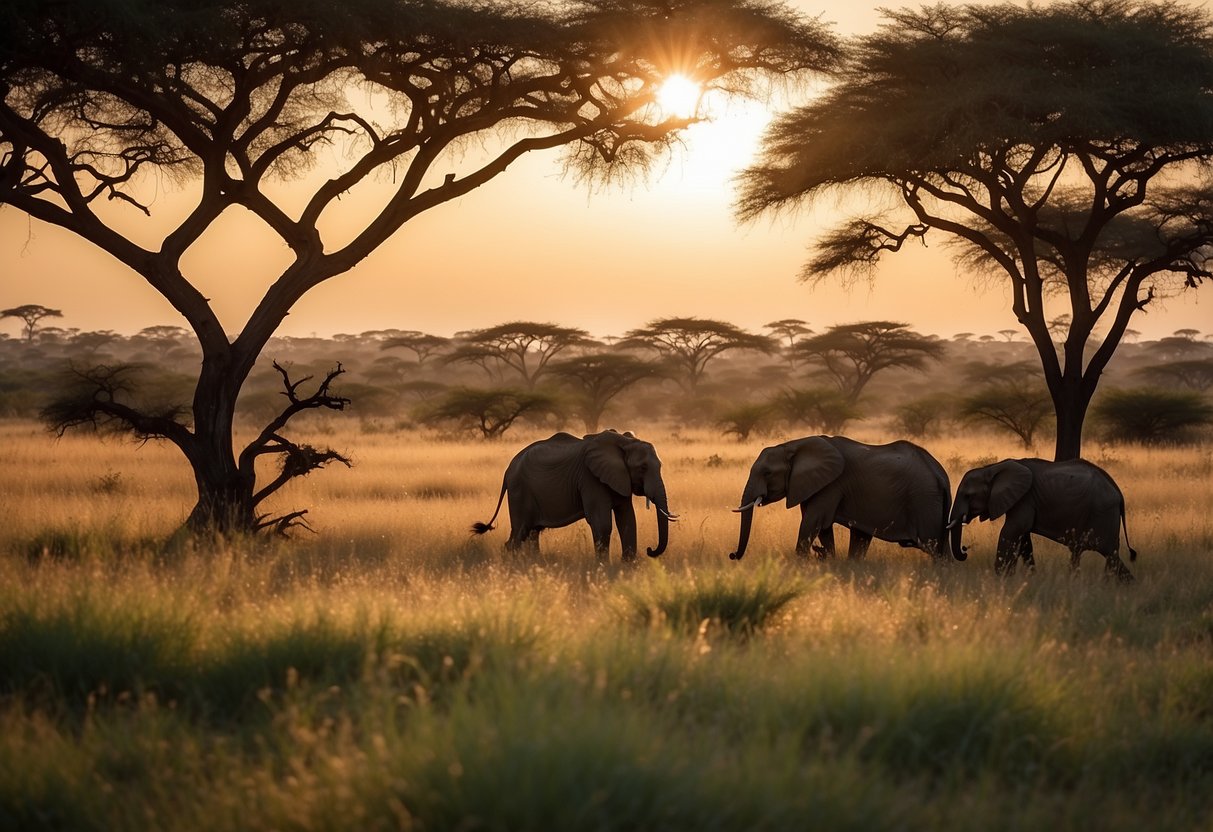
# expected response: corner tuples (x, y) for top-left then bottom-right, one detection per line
(657, 73), (702, 119)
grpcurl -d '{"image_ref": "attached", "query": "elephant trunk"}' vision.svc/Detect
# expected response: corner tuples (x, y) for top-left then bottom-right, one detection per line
(729, 478), (764, 561)
(947, 498), (969, 562)
(729, 507), (755, 561)
(645, 474), (672, 558)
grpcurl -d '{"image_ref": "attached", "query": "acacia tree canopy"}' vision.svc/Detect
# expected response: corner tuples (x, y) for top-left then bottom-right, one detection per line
(793, 321), (943, 405)
(0, 0), (839, 532)
(622, 317), (775, 393)
(738, 0), (1213, 460)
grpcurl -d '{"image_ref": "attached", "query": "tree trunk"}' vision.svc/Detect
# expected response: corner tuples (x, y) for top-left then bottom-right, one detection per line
(1050, 376), (1093, 462)
(182, 352), (258, 534)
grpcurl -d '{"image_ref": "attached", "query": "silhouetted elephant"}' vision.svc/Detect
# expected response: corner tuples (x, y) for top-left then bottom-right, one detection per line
(729, 435), (955, 561)
(948, 458), (1137, 581)
(472, 430), (675, 562)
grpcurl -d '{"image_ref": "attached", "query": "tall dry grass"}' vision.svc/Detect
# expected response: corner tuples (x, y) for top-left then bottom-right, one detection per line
(1, 419), (1212, 830)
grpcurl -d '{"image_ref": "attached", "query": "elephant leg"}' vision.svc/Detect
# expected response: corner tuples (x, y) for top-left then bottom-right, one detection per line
(1102, 551), (1135, 583)
(1020, 536), (1036, 571)
(847, 529), (872, 560)
(613, 500), (638, 563)
(586, 509), (613, 563)
(995, 530), (1030, 575)
(797, 507), (827, 558)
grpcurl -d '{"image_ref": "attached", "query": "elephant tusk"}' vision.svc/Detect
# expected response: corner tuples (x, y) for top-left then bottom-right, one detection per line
(732, 497), (762, 513)
(657, 507), (678, 521)
(646, 497), (651, 510)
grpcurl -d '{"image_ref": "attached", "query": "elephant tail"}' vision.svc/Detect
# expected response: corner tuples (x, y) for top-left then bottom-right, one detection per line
(471, 479), (508, 535)
(1121, 498), (1137, 563)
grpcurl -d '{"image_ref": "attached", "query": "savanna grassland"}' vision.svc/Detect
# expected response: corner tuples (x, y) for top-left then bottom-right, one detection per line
(2, 419), (1213, 831)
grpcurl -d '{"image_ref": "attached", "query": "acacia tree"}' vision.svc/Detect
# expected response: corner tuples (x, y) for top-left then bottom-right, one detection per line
(420, 387), (558, 440)
(739, 0), (1213, 460)
(1, 304), (62, 342)
(445, 322), (592, 390)
(548, 352), (658, 432)
(792, 321), (943, 405)
(622, 317), (775, 393)
(0, 0), (838, 533)
(381, 331), (450, 367)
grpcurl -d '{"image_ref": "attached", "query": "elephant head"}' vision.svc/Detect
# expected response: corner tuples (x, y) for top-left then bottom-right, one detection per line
(730, 437), (844, 560)
(947, 460), (1033, 560)
(584, 430), (675, 557)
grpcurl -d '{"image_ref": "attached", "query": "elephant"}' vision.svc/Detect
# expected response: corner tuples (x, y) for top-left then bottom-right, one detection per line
(728, 435), (956, 562)
(947, 458), (1137, 581)
(471, 429), (676, 562)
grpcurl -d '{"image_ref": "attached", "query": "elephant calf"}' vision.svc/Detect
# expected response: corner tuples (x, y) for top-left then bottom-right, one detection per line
(729, 435), (956, 561)
(472, 430), (675, 563)
(948, 458), (1137, 581)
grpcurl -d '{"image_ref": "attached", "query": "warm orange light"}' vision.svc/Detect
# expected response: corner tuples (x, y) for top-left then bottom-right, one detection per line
(656, 74), (701, 119)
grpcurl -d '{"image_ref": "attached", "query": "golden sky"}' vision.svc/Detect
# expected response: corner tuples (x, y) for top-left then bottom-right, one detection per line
(1, 1), (1208, 342)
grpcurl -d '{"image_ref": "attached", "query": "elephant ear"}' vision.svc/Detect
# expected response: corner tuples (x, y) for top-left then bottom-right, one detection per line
(786, 437), (845, 508)
(585, 436), (631, 497)
(985, 461), (1033, 520)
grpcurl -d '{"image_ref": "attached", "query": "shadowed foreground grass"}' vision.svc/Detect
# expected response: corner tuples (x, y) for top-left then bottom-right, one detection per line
(1, 424), (1212, 829)
(1, 555), (1212, 831)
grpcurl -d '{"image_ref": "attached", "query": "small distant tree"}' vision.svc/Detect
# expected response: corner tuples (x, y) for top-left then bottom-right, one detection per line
(1174, 328), (1202, 341)
(1132, 359), (1213, 392)
(997, 329), (1019, 343)
(1093, 388), (1213, 444)
(958, 362), (1053, 449)
(1, 305), (62, 342)
(792, 321), (944, 405)
(774, 388), (859, 434)
(548, 353), (658, 433)
(764, 318), (813, 365)
(892, 395), (950, 438)
(445, 323), (592, 390)
(382, 332), (451, 367)
(420, 388), (559, 440)
(718, 401), (778, 441)
(623, 318), (775, 394)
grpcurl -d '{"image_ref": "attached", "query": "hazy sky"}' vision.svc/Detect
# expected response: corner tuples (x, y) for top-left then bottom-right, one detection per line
(1, 1), (1208, 342)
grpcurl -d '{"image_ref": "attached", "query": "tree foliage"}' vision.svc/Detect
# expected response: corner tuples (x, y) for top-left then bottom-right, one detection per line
(1, 305), (62, 342)
(420, 387), (559, 440)
(792, 321), (943, 405)
(622, 317), (775, 393)
(739, 0), (1213, 460)
(445, 323), (592, 390)
(0, 0), (838, 533)
(548, 352), (659, 433)
(1132, 358), (1213, 392)
(957, 362), (1053, 449)
(1092, 387), (1213, 444)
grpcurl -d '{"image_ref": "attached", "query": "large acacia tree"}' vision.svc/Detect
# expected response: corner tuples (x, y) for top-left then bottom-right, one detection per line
(0, 0), (838, 532)
(739, 0), (1213, 460)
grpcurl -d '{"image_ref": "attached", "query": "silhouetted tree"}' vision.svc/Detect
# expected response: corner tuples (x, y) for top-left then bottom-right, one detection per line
(739, 0), (1213, 461)
(420, 388), (559, 440)
(892, 395), (950, 439)
(1092, 387), (1213, 444)
(718, 401), (777, 441)
(0, 0), (838, 533)
(548, 352), (658, 432)
(381, 331), (450, 366)
(446, 323), (592, 390)
(1, 305), (62, 342)
(792, 321), (943, 405)
(773, 388), (858, 434)
(958, 362), (1053, 449)
(764, 318), (812, 365)
(1132, 359), (1213, 392)
(622, 317), (775, 393)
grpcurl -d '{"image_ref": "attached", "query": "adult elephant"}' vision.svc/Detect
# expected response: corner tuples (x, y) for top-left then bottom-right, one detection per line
(948, 458), (1137, 581)
(472, 430), (676, 562)
(729, 435), (956, 562)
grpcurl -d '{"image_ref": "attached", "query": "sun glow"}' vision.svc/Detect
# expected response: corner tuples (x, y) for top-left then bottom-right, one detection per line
(656, 74), (702, 119)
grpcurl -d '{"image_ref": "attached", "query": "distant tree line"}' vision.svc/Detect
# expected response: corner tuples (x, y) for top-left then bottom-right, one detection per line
(4, 314), (1210, 447)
